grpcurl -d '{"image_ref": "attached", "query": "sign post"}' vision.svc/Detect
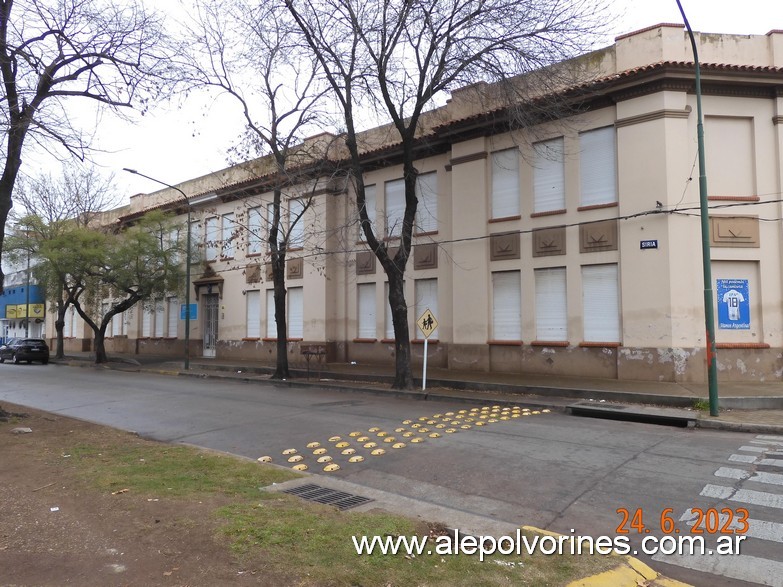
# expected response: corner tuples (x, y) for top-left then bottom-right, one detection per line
(416, 309), (438, 391)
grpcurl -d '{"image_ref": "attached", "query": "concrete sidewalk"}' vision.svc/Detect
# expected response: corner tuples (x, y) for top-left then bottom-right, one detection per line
(56, 351), (783, 434)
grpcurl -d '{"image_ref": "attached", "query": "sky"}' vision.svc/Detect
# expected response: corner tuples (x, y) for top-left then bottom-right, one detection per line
(29, 0), (783, 203)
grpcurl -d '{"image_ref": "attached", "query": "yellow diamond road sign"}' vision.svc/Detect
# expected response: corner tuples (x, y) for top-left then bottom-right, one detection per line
(417, 309), (438, 339)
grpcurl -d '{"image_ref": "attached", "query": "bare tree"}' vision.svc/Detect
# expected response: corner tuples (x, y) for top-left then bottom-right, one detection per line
(7, 164), (120, 357)
(0, 0), (170, 291)
(285, 0), (611, 389)
(183, 0), (332, 378)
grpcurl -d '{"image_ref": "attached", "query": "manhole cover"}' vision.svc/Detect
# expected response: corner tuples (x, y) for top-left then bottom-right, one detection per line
(282, 483), (373, 511)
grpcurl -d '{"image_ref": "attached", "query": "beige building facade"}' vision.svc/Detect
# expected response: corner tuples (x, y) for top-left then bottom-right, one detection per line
(52, 24), (783, 383)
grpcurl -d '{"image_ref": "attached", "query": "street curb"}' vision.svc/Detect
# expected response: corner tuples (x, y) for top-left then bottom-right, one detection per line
(696, 417), (783, 434)
(521, 527), (691, 587)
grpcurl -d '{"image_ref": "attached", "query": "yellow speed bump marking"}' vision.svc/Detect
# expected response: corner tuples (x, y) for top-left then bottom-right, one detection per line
(427, 420), (437, 425)
(313, 448), (327, 455)
(341, 448), (356, 455)
(368, 427), (381, 432)
(433, 413), (443, 418)
(419, 428), (430, 433)
(257, 456), (272, 463)
(383, 437), (396, 443)
(335, 441), (350, 448)
(523, 413), (531, 417)
(323, 464), (340, 472)
(283, 448), (297, 455)
(306, 442), (320, 449)
(349, 431), (362, 437)
(402, 419), (413, 425)
(532, 411), (541, 415)
(418, 417), (429, 421)
(411, 437), (425, 443)
(488, 418), (498, 423)
(475, 421), (486, 426)
(428, 432), (441, 438)
(395, 427), (406, 432)
(363, 442), (377, 449)
(349, 455), (364, 463)
(317, 456), (333, 463)
(511, 413), (521, 418)
(542, 409), (551, 413)
(371, 449), (386, 456)
(500, 416), (510, 421)
(377, 431), (388, 437)
(402, 432), (414, 437)
(461, 425), (472, 429)
(287, 455), (304, 463)
(445, 428), (457, 434)
(328, 436), (341, 442)
(357, 436), (370, 442)
(392, 443), (406, 449)
(292, 464), (308, 471)
(445, 411), (455, 416)
(411, 423), (421, 429)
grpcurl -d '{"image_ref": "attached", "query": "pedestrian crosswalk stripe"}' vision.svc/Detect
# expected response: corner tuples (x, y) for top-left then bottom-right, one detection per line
(679, 509), (783, 542)
(651, 551), (783, 587)
(714, 467), (783, 486)
(729, 454), (783, 467)
(752, 439), (783, 447)
(701, 484), (783, 510)
(757, 435), (783, 442)
(739, 445), (777, 453)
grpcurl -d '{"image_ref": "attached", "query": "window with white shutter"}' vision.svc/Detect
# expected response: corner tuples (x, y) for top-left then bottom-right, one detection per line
(491, 149), (520, 219)
(64, 306), (74, 338)
(167, 297), (179, 338)
(415, 278), (438, 339)
(415, 173), (438, 234)
(358, 185), (376, 241)
(385, 179), (405, 238)
(141, 305), (152, 337)
(112, 311), (123, 338)
(205, 217), (219, 261)
(384, 282), (394, 340)
(154, 300), (164, 337)
(579, 127), (617, 207)
(533, 138), (565, 213)
(582, 264), (620, 342)
(357, 283), (376, 339)
(266, 290), (276, 338)
(535, 267), (567, 341)
(492, 271), (521, 340)
(247, 207), (263, 255)
(289, 199), (306, 249)
(246, 290), (261, 338)
(222, 213), (235, 258)
(288, 287), (304, 338)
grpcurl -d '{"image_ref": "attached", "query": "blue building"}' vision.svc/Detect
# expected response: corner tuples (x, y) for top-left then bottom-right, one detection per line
(0, 270), (46, 343)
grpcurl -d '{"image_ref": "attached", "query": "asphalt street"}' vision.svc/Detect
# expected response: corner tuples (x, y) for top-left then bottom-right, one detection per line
(2, 363), (781, 587)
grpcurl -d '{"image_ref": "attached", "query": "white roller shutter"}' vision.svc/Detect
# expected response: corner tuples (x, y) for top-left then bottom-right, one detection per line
(288, 287), (304, 338)
(580, 127), (617, 206)
(582, 264), (620, 342)
(415, 173), (438, 234)
(357, 283), (376, 339)
(167, 297), (179, 338)
(246, 291), (261, 338)
(154, 300), (164, 337)
(535, 267), (567, 341)
(492, 271), (521, 340)
(533, 138), (565, 213)
(266, 290), (276, 338)
(491, 149), (520, 219)
(415, 278), (438, 338)
(385, 179), (405, 238)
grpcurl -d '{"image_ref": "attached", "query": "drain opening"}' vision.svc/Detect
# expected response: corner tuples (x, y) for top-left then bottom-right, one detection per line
(282, 483), (374, 510)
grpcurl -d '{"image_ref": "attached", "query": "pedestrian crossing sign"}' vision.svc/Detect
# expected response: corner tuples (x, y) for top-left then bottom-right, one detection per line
(417, 309), (438, 339)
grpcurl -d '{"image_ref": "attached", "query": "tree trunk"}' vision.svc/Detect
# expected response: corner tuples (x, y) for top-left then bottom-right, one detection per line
(94, 327), (108, 364)
(272, 258), (290, 379)
(388, 271), (414, 389)
(54, 300), (66, 359)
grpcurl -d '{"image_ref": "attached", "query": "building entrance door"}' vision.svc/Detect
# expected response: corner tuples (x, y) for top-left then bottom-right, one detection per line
(203, 293), (219, 358)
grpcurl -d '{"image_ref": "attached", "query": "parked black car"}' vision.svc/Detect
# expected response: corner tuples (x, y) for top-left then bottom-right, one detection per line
(0, 338), (50, 364)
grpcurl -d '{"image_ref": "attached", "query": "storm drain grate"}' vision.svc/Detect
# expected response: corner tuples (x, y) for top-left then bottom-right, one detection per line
(282, 483), (373, 510)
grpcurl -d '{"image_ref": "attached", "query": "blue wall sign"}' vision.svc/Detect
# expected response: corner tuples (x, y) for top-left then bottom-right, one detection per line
(180, 303), (197, 320)
(716, 279), (750, 330)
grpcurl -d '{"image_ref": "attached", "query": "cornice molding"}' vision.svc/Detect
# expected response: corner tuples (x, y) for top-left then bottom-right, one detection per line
(615, 108), (691, 128)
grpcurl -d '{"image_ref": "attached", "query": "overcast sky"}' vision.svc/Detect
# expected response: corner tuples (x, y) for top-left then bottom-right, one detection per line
(33, 0), (783, 202)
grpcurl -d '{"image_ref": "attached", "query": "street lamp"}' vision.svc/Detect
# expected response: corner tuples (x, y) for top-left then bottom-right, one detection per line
(123, 168), (192, 370)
